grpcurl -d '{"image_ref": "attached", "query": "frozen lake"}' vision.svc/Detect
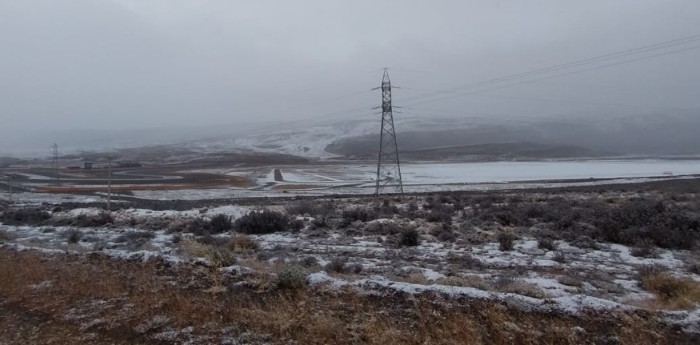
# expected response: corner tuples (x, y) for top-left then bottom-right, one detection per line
(399, 160), (700, 185)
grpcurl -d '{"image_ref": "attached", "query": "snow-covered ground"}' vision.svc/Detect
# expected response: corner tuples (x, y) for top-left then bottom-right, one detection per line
(2, 192), (700, 333)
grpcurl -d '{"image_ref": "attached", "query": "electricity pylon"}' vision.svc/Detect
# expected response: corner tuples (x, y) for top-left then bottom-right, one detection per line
(374, 69), (404, 195)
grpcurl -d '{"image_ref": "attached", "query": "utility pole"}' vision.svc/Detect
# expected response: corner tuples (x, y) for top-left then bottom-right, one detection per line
(374, 68), (404, 195)
(7, 174), (12, 203)
(52, 143), (60, 184)
(106, 156), (112, 211)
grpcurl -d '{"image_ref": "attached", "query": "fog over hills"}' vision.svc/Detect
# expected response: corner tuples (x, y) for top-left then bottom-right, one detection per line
(327, 109), (700, 160)
(5, 108), (698, 162)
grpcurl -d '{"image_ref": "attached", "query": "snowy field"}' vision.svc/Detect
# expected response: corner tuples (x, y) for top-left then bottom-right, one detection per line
(2, 189), (700, 334)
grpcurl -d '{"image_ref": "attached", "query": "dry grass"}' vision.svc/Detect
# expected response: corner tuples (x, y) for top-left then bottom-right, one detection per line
(228, 234), (260, 253)
(640, 270), (700, 309)
(0, 248), (692, 344)
(435, 275), (493, 291)
(497, 281), (547, 299)
(0, 230), (14, 241)
(181, 238), (236, 267)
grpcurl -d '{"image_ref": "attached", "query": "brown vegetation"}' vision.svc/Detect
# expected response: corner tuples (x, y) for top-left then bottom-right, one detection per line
(639, 267), (700, 309)
(0, 249), (694, 344)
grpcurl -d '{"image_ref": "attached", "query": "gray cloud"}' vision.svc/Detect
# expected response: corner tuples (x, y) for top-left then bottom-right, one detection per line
(1, 0), (699, 151)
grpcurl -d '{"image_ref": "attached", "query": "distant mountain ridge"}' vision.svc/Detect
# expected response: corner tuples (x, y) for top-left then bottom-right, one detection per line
(3, 109), (700, 161)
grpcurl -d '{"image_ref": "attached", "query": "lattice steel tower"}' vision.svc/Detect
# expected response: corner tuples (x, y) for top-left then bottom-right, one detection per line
(375, 69), (404, 195)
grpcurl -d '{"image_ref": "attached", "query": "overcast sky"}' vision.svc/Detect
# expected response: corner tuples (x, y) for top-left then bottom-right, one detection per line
(1, 0), (700, 150)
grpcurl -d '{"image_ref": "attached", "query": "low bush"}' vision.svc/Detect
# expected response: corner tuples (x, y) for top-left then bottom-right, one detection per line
(446, 253), (484, 270)
(341, 207), (377, 224)
(0, 208), (51, 225)
(299, 256), (319, 268)
(537, 238), (557, 251)
(209, 214), (233, 233)
(365, 221), (401, 235)
(287, 200), (336, 217)
(185, 218), (211, 236)
(233, 210), (290, 235)
(398, 228), (419, 247)
(425, 207), (453, 223)
(63, 229), (83, 244)
(115, 231), (155, 243)
(289, 219), (305, 232)
(553, 251), (567, 263)
(375, 199), (400, 218)
(181, 238), (236, 267)
(325, 257), (349, 274)
(593, 199), (699, 250)
(286, 200), (319, 216)
(309, 216), (328, 230)
(497, 232), (516, 251)
(114, 231), (156, 250)
(276, 266), (306, 290)
(69, 212), (114, 227)
(433, 224), (456, 242)
(630, 239), (657, 258)
(196, 234), (229, 247)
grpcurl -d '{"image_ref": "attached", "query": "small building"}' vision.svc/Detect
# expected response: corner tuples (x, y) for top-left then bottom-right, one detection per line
(83, 162), (93, 170)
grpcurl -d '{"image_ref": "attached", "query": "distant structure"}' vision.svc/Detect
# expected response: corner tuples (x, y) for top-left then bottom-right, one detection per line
(374, 69), (404, 195)
(51, 143), (60, 184)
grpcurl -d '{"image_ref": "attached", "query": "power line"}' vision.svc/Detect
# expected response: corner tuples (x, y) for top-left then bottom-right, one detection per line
(401, 34), (700, 105)
(404, 44), (700, 107)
